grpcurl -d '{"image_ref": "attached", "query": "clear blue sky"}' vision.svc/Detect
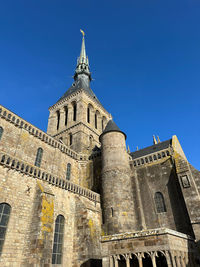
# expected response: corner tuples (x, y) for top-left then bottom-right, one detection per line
(0, 0), (200, 169)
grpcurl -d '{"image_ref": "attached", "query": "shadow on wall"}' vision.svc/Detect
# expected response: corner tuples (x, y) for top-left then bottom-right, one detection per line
(80, 259), (102, 267)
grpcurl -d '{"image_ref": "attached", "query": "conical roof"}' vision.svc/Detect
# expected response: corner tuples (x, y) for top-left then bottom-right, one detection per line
(99, 120), (126, 141)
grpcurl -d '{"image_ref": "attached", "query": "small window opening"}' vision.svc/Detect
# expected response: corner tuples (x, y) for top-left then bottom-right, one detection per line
(69, 133), (73, 145)
(35, 147), (43, 167)
(64, 106), (68, 126)
(66, 163), (71, 180)
(87, 107), (90, 123)
(56, 110), (60, 130)
(0, 127), (3, 141)
(154, 192), (166, 213)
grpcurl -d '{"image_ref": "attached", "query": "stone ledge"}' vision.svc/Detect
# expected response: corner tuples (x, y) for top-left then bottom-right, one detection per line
(0, 151), (100, 203)
(101, 228), (194, 242)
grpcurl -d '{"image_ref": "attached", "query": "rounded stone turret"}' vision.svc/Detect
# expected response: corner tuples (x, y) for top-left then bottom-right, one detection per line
(100, 120), (136, 235)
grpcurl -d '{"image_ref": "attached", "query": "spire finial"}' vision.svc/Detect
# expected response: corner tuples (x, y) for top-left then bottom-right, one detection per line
(153, 135), (157, 145)
(74, 29), (91, 81)
(80, 29), (85, 37)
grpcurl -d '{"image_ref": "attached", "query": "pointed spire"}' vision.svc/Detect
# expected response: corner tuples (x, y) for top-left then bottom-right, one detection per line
(79, 32), (86, 64)
(157, 136), (161, 143)
(127, 145), (130, 154)
(74, 29), (91, 82)
(153, 135), (157, 145)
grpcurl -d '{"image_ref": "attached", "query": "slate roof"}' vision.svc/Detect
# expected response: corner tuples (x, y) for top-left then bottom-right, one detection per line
(130, 139), (172, 159)
(99, 120), (126, 141)
(56, 78), (102, 107)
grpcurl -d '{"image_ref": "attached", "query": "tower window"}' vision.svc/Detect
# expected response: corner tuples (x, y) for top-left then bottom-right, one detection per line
(66, 163), (71, 180)
(56, 110), (60, 130)
(0, 203), (11, 255)
(73, 103), (77, 121)
(87, 107), (90, 123)
(52, 215), (65, 264)
(64, 106), (68, 126)
(35, 147), (43, 167)
(69, 133), (72, 145)
(95, 113), (97, 129)
(154, 192), (166, 213)
(0, 127), (3, 141)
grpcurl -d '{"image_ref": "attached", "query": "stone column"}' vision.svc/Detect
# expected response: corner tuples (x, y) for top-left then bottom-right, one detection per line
(109, 256), (114, 267)
(113, 255), (119, 267)
(180, 256), (186, 267)
(59, 107), (65, 131)
(102, 257), (110, 267)
(151, 254), (157, 267)
(175, 255), (181, 267)
(138, 257), (143, 267)
(165, 251), (173, 267)
(124, 254), (131, 267)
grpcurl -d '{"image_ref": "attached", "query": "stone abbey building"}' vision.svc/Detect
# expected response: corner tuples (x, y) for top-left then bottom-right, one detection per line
(0, 34), (200, 267)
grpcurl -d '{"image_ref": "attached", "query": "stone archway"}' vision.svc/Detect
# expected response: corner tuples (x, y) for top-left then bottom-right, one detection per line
(155, 251), (168, 267)
(142, 253), (153, 267)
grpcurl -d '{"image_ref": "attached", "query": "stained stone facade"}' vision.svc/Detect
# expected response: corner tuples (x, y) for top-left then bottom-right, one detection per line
(0, 35), (200, 267)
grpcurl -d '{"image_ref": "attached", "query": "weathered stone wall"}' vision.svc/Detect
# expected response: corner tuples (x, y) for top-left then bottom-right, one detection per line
(132, 158), (194, 236)
(0, 113), (79, 184)
(0, 164), (101, 267)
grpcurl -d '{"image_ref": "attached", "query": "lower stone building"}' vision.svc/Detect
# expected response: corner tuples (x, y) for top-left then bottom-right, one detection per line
(0, 33), (200, 266)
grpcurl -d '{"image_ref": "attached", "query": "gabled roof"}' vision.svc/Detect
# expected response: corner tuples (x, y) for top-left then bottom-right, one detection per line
(130, 139), (172, 159)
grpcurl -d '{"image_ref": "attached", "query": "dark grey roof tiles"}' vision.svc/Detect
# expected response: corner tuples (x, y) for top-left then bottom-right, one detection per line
(56, 78), (102, 106)
(99, 120), (126, 141)
(130, 139), (172, 159)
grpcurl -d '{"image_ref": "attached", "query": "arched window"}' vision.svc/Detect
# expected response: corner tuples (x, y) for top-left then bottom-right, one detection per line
(56, 110), (60, 130)
(69, 133), (72, 146)
(0, 127), (3, 141)
(87, 107), (90, 123)
(64, 106), (68, 126)
(35, 148), (43, 167)
(73, 102), (77, 121)
(52, 215), (65, 264)
(102, 119), (104, 131)
(95, 113), (97, 129)
(66, 163), (71, 180)
(154, 192), (166, 213)
(0, 203), (11, 255)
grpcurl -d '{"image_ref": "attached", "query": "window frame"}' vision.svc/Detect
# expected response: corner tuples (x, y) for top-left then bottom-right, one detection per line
(35, 147), (43, 167)
(0, 203), (11, 255)
(52, 215), (65, 264)
(154, 192), (167, 213)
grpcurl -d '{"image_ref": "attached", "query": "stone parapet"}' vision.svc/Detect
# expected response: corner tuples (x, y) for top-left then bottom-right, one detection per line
(0, 104), (88, 161)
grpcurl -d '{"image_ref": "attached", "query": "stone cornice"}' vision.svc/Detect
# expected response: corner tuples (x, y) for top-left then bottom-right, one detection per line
(101, 228), (194, 243)
(0, 104), (88, 161)
(0, 151), (100, 203)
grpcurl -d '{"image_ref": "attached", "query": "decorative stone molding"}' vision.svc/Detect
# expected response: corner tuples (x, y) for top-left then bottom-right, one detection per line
(101, 228), (193, 242)
(0, 151), (100, 203)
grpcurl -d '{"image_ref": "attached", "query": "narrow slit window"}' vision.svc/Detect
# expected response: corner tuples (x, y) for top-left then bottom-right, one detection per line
(64, 107), (68, 126)
(73, 103), (77, 121)
(56, 111), (60, 130)
(87, 107), (90, 123)
(95, 113), (97, 129)
(0, 203), (11, 255)
(52, 215), (65, 264)
(35, 148), (43, 167)
(66, 163), (71, 180)
(154, 192), (166, 213)
(0, 127), (3, 141)
(69, 133), (72, 146)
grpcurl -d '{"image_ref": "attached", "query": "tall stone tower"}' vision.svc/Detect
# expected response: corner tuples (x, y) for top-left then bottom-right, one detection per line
(47, 32), (111, 153)
(100, 120), (137, 235)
